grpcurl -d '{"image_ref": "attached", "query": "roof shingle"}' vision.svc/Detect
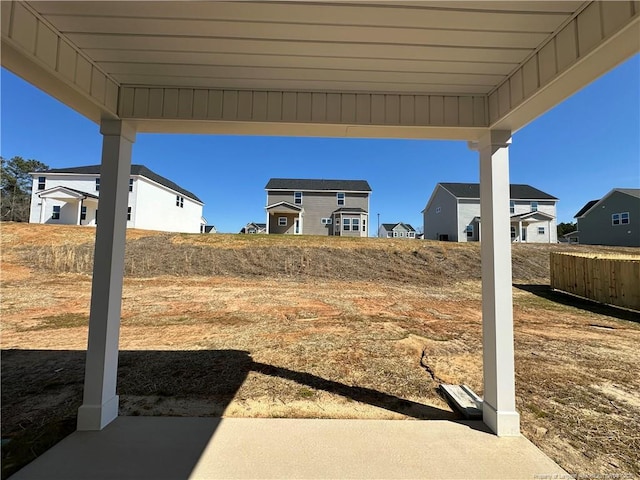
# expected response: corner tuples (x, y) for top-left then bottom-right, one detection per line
(266, 178), (371, 192)
(42, 165), (202, 203)
(439, 182), (557, 200)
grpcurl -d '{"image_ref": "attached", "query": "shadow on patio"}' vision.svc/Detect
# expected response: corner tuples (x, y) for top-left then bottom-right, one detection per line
(2, 348), (460, 479)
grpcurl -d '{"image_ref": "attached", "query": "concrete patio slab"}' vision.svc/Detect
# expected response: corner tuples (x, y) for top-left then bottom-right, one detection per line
(10, 417), (568, 479)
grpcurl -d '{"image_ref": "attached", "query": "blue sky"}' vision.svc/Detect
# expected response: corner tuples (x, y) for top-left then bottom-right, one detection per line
(1, 54), (638, 234)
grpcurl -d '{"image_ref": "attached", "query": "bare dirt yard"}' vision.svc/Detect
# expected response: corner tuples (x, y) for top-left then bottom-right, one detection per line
(1, 223), (639, 479)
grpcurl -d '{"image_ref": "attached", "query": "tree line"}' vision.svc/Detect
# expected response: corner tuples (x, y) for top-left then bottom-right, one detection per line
(1, 156), (49, 222)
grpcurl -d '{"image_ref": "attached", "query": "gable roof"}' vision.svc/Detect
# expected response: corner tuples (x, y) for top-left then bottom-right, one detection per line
(39, 165), (203, 203)
(574, 188), (640, 218)
(574, 200), (599, 218)
(439, 183), (557, 200)
(380, 222), (415, 231)
(266, 178), (371, 192)
(38, 186), (99, 200)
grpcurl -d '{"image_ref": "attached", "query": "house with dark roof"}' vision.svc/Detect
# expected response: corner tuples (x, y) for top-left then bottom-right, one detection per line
(377, 222), (417, 239)
(574, 188), (640, 246)
(264, 178), (371, 236)
(29, 165), (204, 233)
(422, 183), (558, 243)
(239, 222), (267, 234)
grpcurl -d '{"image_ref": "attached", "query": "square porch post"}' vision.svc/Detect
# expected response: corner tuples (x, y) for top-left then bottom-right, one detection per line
(472, 130), (520, 436)
(77, 120), (136, 431)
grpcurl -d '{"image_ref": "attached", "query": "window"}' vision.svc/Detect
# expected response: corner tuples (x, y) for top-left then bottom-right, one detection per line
(531, 201), (538, 212)
(127, 206), (131, 221)
(387, 232), (392, 238)
(278, 217), (287, 226)
(408, 232), (415, 238)
(176, 195), (184, 208)
(352, 218), (360, 231)
(129, 178), (134, 192)
(321, 218), (332, 225)
(38, 177), (46, 190)
(362, 219), (366, 232)
(294, 191), (302, 205)
(436, 207), (441, 214)
(337, 192), (345, 206)
(393, 231), (398, 237)
(95, 178), (100, 191)
(52, 205), (60, 220)
(538, 227), (545, 235)
(80, 206), (87, 221)
(466, 225), (473, 238)
(613, 212), (630, 225)
(399, 231), (404, 237)
(510, 226), (516, 238)
(343, 218), (351, 231)
(510, 201), (515, 214)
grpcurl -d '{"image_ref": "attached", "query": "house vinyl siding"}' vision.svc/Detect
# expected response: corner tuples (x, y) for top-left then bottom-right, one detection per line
(457, 200), (481, 243)
(267, 190), (369, 236)
(133, 177), (202, 233)
(29, 174), (99, 225)
(423, 186), (458, 241)
(578, 191), (640, 246)
(29, 171), (203, 233)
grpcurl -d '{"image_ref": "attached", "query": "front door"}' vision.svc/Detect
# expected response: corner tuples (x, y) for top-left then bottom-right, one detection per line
(521, 226), (527, 242)
(294, 218), (300, 234)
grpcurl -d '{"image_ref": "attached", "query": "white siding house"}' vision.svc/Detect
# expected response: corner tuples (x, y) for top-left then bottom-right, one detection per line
(29, 165), (204, 233)
(423, 183), (558, 243)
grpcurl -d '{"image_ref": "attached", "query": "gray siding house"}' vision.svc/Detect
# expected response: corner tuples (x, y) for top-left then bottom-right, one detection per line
(265, 178), (371, 236)
(574, 188), (640, 246)
(378, 222), (416, 239)
(423, 183), (558, 243)
(240, 222), (266, 234)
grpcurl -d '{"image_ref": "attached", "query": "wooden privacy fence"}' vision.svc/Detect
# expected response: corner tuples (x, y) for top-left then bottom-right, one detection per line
(550, 252), (640, 311)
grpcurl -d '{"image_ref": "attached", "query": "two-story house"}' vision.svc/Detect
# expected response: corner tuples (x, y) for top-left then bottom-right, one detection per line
(378, 222), (417, 239)
(574, 188), (639, 246)
(29, 164), (204, 233)
(264, 178), (371, 236)
(422, 183), (558, 243)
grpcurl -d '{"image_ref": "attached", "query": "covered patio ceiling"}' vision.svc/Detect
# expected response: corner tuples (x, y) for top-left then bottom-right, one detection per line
(2, 1), (639, 139)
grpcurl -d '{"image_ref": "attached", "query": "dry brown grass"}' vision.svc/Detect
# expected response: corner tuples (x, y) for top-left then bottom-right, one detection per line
(1, 222), (639, 479)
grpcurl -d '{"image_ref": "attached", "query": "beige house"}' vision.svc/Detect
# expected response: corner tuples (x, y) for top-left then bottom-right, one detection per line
(265, 178), (371, 236)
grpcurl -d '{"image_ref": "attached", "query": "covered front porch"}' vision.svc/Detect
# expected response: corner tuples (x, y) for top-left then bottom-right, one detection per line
(511, 211), (556, 243)
(265, 202), (303, 235)
(37, 186), (98, 226)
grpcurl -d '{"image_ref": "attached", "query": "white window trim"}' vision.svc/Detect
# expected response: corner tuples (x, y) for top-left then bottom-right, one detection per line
(343, 218), (351, 231)
(612, 213), (620, 225)
(510, 201), (515, 214)
(352, 218), (360, 230)
(337, 192), (345, 206)
(38, 177), (46, 190)
(387, 232), (392, 238)
(321, 217), (332, 225)
(538, 226), (545, 234)
(52, 205), (61, 220)
(435, 206), (441, 214)
(95, 178), (100, 191)
(530, 201), (538, 212)
(278, 216), (287, 226)
(621, 212), (630, 225)
(408, 232), (415, 238)
(294, 191), (302, 205)
(466, 225), (474, 237)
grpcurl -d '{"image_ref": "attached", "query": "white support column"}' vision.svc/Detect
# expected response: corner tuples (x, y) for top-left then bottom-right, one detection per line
(471, 130), (520, 436)
(519, 220), (523, 243)
(77, 120), (136, 431)
(39, 197), (46, 223)
(76, 200), (82, 225)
